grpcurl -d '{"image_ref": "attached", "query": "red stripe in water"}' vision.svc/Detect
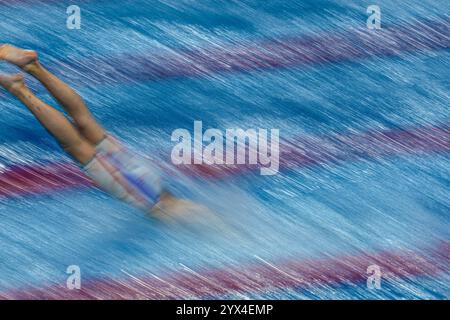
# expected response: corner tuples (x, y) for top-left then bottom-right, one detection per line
(43, 19), (450, 86)
(0, 162), (92, 198)
(0, 19), (447, 98)
(1, 124), (449, 197)
(0, 241), (448, 299)
(178, 123), (450, 178)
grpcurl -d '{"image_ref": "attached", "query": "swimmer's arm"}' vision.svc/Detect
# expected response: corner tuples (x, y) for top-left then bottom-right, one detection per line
(148, 191), (222, 225)
(150, 191), (176, 215)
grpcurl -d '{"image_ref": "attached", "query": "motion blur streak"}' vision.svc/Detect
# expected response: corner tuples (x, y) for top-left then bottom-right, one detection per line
(0, 0), (449, 299)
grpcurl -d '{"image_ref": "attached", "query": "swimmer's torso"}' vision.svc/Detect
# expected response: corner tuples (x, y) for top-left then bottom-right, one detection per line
(83, 136), (162, 211)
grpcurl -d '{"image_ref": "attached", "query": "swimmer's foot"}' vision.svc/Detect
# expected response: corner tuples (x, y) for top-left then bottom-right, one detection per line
(0, 73), (25, 94)
(0, 44), (38, 71)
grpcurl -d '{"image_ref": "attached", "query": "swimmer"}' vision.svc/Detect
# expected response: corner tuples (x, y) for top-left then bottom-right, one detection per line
(0, 44), (213, 222)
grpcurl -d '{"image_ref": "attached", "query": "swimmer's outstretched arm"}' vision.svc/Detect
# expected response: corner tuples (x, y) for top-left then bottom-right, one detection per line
(0, 73), (95, 164)
(0, 44), (105, 145)
(151, 192), (227, 229)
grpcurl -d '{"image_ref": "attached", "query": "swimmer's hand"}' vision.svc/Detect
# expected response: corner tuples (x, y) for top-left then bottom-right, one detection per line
(149, 192), (225, 229)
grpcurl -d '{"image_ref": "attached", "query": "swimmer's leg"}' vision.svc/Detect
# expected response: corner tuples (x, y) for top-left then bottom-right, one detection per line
(0, 73), (95, 164)
(0, 44), (105, 145)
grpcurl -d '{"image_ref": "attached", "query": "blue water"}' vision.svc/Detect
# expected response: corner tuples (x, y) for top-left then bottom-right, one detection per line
(0, 0), (449, 299)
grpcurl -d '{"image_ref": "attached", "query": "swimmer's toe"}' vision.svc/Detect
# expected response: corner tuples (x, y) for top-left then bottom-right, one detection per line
(0, 44), (37, 68)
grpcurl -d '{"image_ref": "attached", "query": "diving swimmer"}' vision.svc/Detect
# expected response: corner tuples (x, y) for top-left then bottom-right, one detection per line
(0, 44), (208, 219)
